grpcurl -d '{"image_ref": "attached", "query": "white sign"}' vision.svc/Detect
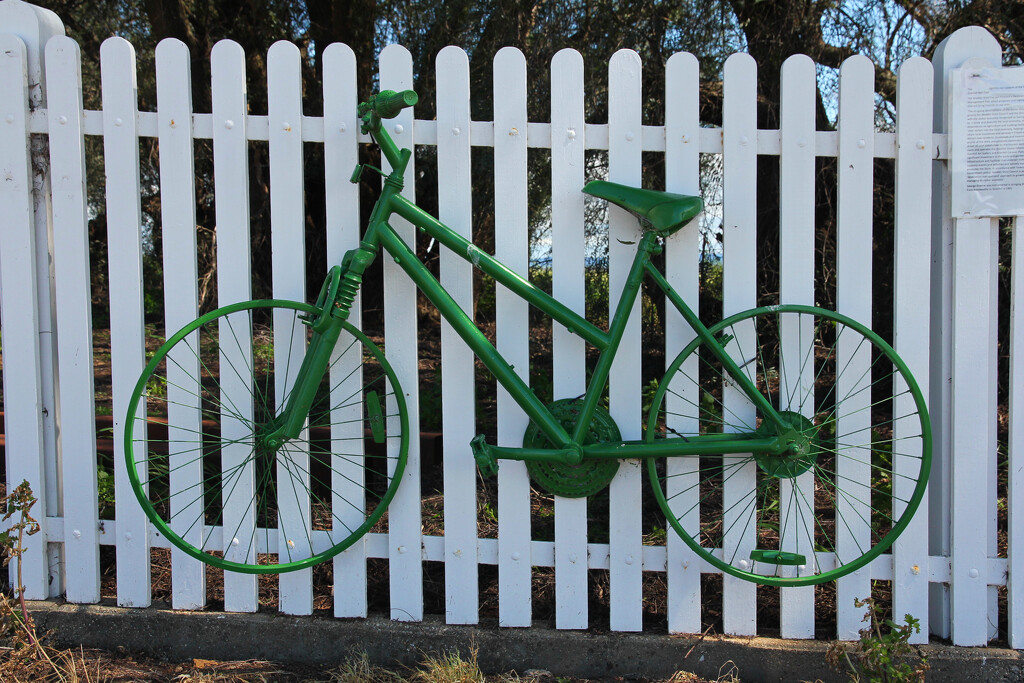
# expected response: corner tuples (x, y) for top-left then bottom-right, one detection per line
(950, 64), (1024, 217)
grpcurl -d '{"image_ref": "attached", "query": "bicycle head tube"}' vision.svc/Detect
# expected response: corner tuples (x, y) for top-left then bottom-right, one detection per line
(357, 90), (417, 179)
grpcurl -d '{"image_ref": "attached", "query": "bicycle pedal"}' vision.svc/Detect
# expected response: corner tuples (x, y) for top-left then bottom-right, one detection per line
(749, 549), (806, 566)
(470, 434), (499, 478)
(366, 391), (386, 444)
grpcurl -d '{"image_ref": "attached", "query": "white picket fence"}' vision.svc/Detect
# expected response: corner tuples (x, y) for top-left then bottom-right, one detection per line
(1, 1), (1021, 648)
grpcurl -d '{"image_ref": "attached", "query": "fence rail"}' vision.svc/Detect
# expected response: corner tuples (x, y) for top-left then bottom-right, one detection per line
(0, 1), (1020, 648)
(17, 109), (952, 155)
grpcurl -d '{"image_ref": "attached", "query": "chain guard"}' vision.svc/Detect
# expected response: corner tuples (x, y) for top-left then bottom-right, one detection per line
(524, 399), (621, 498)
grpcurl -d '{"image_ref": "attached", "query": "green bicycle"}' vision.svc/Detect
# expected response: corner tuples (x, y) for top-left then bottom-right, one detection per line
(125, 90), (931, 586)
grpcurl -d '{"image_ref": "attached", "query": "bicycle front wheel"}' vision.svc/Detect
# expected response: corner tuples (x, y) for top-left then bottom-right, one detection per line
(646, 305), (930, 586)
(125, 299), (408, 574)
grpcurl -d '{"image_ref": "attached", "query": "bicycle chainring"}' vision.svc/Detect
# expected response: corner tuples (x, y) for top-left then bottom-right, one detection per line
(523, 399), (621, 498)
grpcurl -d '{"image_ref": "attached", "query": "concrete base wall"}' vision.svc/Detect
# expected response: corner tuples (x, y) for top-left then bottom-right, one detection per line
(26, 601), (1023, 682)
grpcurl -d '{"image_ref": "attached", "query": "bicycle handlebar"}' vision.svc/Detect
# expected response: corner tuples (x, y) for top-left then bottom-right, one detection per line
(376, 90), (418, 118)
(359, 90), (418, 133)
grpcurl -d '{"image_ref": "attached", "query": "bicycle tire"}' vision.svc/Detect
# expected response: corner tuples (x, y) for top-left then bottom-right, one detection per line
(125, 299), (408, 574)
(646, 304), (930, 586)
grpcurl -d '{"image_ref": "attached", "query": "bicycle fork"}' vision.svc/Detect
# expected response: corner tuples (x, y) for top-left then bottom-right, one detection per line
(260, 245), (378, 451)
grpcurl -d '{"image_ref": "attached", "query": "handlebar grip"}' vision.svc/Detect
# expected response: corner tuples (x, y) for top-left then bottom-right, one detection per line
(375, 89), (418, 119)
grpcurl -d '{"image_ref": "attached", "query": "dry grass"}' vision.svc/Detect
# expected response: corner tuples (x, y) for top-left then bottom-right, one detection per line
(0, 646), (307, 683)
(0, 637), (732, 683)
(409, 649), (489, 683)
(0, 643), (98, 683)
(322, 653), (406, 683)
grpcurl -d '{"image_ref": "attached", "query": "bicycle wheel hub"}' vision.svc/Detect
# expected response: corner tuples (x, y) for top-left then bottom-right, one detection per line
(523, 399), (621, 498)
(256, 419), (286, 455)
(754, 410), (818, 479)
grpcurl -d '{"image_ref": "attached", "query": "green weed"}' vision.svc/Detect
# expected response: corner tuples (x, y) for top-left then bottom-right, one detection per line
(826, 597), (929, 683)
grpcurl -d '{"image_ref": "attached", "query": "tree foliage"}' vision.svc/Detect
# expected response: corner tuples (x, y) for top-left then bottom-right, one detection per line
(29, 0), (1019, 318)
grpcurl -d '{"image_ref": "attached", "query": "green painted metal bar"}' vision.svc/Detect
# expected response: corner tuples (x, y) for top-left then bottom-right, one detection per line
(365, 110), (408, 172)
(569, 231), (660, 444)
(265, 313), (345, 447)
(645, 262), (788, 432)
(375, 220), (574, 449)
(583, 434), (786, 460)
(479, 442), (581, 465)
(391, 195), (611, 350)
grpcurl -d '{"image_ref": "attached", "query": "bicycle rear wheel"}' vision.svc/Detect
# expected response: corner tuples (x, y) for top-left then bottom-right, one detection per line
(125, 299), (408, 574)
(646, 305), (930, 586)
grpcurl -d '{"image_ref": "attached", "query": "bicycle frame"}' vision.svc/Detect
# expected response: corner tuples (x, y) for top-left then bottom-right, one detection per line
(123, 89), (932, 583)
(267, 114), (791, 463)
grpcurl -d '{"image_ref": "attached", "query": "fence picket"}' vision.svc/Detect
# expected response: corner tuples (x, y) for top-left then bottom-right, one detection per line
(379, 44), (424, 622)
(550, 48), (589, 630)
(47, 35), (100, 604)
(988, 198), (1000, 641)
(721, 52), (759, 636)
(835, 54), (874, 639)
(436, 46), (479, 625)
(155, 37), (205, 611)
(101, 36), (153, 608)
(493, 46), (532, 627)
(607, 48), (644, 632)
(1010, 216), (1024, 648)
(267, 40), (312, 615)
(950, 215), (997, 645)
(778, 54), (816, 639)
(1, 0), (65, 601)
(893, 56), (933, 643)
(663, 51), (702, 635)
(211, 39), (258, 612)
(0, 35), (50, 600)
(989, 245), (999, 644)
(322, 42), (366, 618)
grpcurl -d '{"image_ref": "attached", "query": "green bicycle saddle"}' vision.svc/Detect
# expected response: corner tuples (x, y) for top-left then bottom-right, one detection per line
(583, 180), (703, 238)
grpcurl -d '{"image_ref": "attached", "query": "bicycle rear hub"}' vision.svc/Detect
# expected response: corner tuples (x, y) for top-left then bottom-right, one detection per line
(753, 410), (819, 479)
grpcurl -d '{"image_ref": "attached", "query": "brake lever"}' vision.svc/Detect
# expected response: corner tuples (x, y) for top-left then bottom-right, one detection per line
(350, 164), (387, 184)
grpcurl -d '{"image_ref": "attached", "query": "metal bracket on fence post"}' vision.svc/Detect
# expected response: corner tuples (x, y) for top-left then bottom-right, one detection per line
(0, 0), (66, 599)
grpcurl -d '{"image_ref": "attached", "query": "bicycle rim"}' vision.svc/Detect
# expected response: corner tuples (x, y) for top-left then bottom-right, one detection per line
(124, 299), (408, 574)
(646, 304), (931, 586)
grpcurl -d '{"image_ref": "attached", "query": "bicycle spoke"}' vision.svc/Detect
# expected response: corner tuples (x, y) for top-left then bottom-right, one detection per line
(815, 444), (921, 482)
(277, 444), (315, 560)
(691, 352), (760, 433)
(280, 448), (360, 538)
(724, 485), (760, 566)
(813, 466), (868, 562)
(664, 377), (758, 435)
(157, 452), (253, 514)
(222, 457), (275, 560)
